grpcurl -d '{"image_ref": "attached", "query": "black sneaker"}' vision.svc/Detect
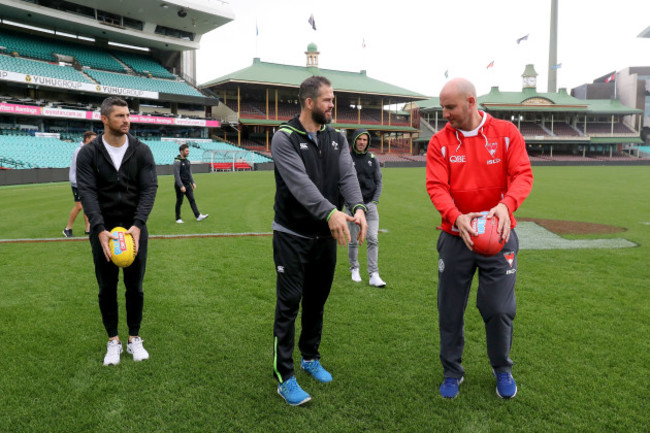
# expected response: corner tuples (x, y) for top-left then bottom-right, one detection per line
(62, 228), (73, 238)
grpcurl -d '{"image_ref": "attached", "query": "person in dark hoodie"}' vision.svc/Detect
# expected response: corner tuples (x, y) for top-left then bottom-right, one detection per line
(77, 96), (158, 367)
(173, 143), (208, 223)
(271, 76), (368, 406)
(347, 128), (386, 288)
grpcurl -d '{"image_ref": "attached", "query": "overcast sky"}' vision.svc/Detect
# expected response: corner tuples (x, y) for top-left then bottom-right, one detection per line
(196, 0), (650, 99)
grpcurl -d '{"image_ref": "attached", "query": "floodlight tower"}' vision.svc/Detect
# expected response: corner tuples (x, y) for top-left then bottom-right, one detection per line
(548, 0), (559, 93)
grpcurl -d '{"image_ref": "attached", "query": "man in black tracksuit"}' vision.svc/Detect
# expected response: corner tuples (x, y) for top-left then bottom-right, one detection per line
(173, 143), (207, 223)
(77, 97), (158, 366)
(272, 76), (367, 406)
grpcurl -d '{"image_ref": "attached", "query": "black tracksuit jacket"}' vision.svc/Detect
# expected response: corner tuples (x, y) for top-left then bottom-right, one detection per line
(76, 133), (158, 233)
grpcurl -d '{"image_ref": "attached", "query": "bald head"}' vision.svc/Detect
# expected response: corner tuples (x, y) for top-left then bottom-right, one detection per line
(440, 77), (477, 100)
(439, 77), (482, 131)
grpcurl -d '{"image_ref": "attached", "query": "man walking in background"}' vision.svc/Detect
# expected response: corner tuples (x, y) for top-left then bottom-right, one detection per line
(63, 130), (96, 237)
(174, 143), (208, 223)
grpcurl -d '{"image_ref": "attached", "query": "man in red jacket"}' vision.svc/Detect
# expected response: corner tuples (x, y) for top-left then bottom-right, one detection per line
(426, 78), (533, 400)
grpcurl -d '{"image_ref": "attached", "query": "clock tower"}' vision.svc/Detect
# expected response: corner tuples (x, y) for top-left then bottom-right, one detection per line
(521, 64), (538, 89)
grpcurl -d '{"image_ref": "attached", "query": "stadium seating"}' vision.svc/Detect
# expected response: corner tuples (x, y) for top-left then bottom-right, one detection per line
(0, 54), (92, 83)
(0, 29), (123, 72)
(518, 122), (549, 136)
(86, 69), (204, 97)
(113, 52), (175, 79)
(0, 135), (77, 168)
(585, 122), (636, 134)
(549, 123), (581, 136)
(0, 135), (272, 169)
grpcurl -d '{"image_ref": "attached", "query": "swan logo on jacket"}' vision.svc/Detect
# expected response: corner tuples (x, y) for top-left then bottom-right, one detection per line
(486, 142), (501, 165)
(486, 142), (498, 157)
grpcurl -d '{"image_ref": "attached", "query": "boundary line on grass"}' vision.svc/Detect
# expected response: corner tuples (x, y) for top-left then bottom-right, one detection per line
(0, 232), (274, 244)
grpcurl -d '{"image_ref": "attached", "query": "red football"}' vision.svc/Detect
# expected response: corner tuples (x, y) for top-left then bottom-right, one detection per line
(471, 212), (505, 256)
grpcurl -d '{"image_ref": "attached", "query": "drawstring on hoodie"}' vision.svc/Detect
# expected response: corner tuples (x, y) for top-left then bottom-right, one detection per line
(454, 127), (489, 152)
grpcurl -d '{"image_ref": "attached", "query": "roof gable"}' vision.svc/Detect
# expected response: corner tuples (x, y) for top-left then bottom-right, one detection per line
(199, 58), (427, 100)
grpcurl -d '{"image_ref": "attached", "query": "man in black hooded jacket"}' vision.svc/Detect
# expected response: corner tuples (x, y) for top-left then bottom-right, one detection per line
(77, 96), (158, 366)
(347, 128), (386, 288)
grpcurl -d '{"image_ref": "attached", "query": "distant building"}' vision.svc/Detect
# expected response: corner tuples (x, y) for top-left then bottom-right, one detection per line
(200, 44), (428, 156)
(572, 67), (650, 144)
(417, 65), (645, 162)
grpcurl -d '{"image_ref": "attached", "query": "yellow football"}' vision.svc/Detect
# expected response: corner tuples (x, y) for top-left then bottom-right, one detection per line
(109, 226), (136, 268)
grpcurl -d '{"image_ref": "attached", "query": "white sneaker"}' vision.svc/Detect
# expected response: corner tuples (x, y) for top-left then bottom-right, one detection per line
(127, 336), (150, 362)
(351, 268), (362, 283)
(176, 219), (184, 223)
(369, 272), (386, 288)
(103, 339), (122, 366)
(197, 214), (209, 221)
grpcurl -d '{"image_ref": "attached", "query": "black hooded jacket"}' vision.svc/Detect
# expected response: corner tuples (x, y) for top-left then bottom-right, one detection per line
(76, 133), (158, 233)
(350, 128), (382, 204)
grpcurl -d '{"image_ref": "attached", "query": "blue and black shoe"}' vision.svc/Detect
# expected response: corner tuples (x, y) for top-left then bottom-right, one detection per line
(300, 359), (333, 383)
(439, 376), (463, 399)
(277, 376), (311, 406)
(494, 370), (517, 399)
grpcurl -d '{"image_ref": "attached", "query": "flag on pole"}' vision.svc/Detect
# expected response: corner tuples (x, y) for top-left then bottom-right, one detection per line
(605, 72), (616, 83)
(551, 63), (562, 70)
(256, 21), (259, 36)
(444, 70), (448, 79)
(516, 34), (529, 44)
(486, 60), (494, 69)
(308, 14), (316, 31)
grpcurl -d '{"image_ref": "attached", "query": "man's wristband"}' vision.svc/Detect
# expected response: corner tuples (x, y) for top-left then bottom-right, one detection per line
(352, 204), (368, 214)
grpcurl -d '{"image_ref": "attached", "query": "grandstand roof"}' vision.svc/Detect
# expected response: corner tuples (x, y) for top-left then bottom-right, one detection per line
(416, 86), (641, 114)
(414, 97), (440, 110)
(200, 58), (428, 102)
(478, 87), (589, 112)
(0, 1), (234, 51)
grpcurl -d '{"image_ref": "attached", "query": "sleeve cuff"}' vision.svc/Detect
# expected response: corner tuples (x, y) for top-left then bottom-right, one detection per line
(352, 204), (367, 214)
(326, 208), (337, 222)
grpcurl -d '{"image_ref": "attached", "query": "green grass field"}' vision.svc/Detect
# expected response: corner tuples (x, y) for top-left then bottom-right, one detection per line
(0, 166), (648, 432)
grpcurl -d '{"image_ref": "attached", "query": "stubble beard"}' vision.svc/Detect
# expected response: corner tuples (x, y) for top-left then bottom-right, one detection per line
(312, 107), (331, 125)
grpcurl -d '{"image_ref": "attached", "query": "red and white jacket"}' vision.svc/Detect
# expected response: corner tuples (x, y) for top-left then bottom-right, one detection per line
(426, 111), (533, 236)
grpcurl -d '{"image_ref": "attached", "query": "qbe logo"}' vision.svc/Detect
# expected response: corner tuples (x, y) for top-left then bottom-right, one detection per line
(449, 155), (466, 163)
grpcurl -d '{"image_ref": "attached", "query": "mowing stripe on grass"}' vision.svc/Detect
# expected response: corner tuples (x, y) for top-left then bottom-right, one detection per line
(517, 222), (637, 250)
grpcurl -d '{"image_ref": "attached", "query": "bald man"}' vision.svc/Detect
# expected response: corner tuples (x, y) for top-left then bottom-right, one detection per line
(426, 78), (533, 399)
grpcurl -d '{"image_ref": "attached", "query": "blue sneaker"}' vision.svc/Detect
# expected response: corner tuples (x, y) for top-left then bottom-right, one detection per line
(300, 359), (333, 383)
(439, 376), (463, 399)
(277, 376), (311, 406)
(494, 371), (517, 399)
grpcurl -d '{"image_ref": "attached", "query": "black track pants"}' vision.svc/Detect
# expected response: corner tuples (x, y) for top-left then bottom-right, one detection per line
(90, 224), (148, 338)
(175, 183), (200, 220)
(272, 231), (336, 383)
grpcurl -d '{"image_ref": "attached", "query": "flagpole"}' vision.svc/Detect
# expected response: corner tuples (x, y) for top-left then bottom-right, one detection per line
(255, 19), (259, 58)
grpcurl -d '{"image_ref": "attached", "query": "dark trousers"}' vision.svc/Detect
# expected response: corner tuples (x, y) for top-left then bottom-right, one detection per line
(90, 225), (148, 338)
(175, 183), (200, 220)
(437, 230), (519, 378)
(272, 230), (337, 383)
